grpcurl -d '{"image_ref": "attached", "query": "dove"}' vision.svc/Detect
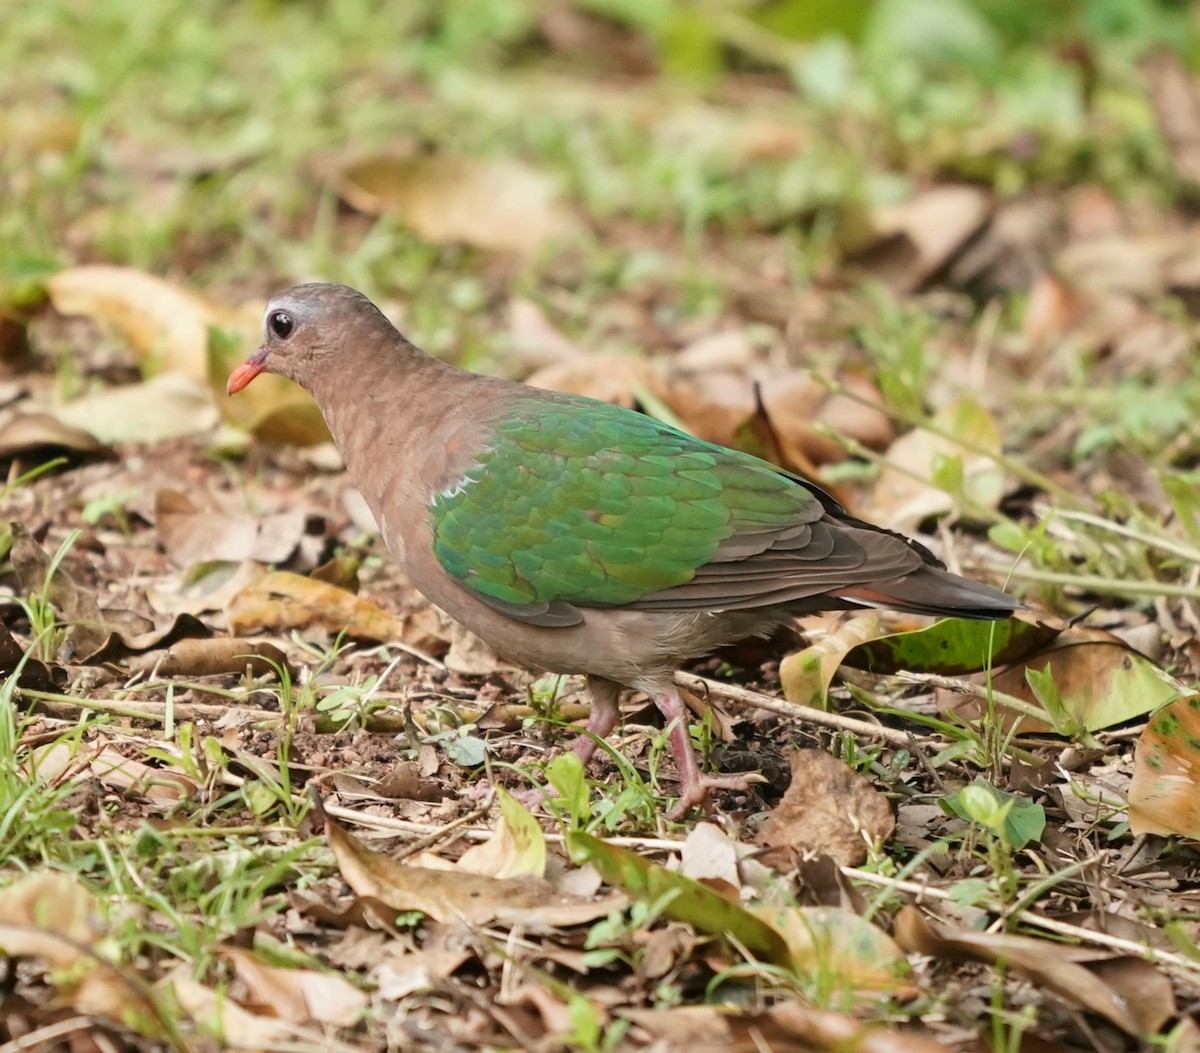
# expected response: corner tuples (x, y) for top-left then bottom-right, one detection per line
(229, 283), (1018, 816)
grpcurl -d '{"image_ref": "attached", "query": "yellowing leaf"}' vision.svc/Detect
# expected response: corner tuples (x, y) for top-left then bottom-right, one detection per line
(1129, 695), (1200, 839)
(780, 615), (881, 708)
(48, 265), (250, 380)
(753, 906), (910, 994)
(456, 788), (547, 879)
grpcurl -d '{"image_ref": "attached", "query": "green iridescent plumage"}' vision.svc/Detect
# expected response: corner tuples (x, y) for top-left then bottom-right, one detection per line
(429, 396), (818, 612)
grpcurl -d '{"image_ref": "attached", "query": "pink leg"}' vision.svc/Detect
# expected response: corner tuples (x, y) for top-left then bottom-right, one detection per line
(573, 677), (623, 766)
(656, 686), (758, 819)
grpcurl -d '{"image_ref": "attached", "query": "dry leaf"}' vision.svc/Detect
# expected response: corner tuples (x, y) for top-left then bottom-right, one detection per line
(456, 789), (547, 879)
(895, 907), (1173, 1035)
(779, 615), (882, 708)
(127, 637), (289, 679)
(868, 397), (1003, 530)
(327, 814), (617, 928)
(866, 185), (992, 291)
(526, 352), (672, 409)
(48, 265), (221, 379)
(1145, 51), (1200, 188)
(1129, 695), (1200, 839)
(223, 948), (367, 1027)
(0, 410), (112, 461)
(167, 966), (297, 1047)
(155, 488), (307, 567)
(758, 749), (895, 866)
(339, 154), (571, 255)
(226, 570), (410, 642)
(0, 873), (167, 1035)
(51, 372), (219, 444)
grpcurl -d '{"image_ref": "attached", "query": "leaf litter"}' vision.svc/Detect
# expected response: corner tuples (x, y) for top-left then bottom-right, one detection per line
(3, 8), (1200, 1052)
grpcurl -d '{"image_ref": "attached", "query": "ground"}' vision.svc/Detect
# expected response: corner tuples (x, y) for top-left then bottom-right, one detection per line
(2, 1), (1200, 1051)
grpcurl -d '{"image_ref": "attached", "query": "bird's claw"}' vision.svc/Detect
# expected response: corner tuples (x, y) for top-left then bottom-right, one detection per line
(667, 771), (763, 820)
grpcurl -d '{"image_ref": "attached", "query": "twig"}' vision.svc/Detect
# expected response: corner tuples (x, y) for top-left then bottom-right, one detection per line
(676, 672), (913, 747)
(891, 670), (1050, 727)
(18, 688), (236, 723)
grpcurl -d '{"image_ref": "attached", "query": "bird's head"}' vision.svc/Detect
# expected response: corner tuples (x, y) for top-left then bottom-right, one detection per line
(227, 283), (392, 394)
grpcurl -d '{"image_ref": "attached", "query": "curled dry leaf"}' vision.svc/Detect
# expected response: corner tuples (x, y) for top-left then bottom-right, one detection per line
(339, 154), (571, 256)
(779, 614), (882, 708)
(757, 749), (895, 867)
(1129, 695), (1200, 840)
(47, 265), (224, 380)
(327, 815), (618, 929)
(126, 637), (290, 679)
(226, 569), (424, 645)
(155, 488), (307, 567)
(895, 907), (1174, 1036)
(0, 410), (112, 461)
(223, 948), (367, 1027)
(455, 789), (547, 879)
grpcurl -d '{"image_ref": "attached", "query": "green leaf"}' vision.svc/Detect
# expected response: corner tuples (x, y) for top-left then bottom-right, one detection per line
(568, 832), (791, 967)
(845, 617), (1057, 677)
(943, 777), (1045, 849)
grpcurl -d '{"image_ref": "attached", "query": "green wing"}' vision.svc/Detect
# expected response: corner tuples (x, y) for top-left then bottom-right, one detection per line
(429, 395), (910, 626)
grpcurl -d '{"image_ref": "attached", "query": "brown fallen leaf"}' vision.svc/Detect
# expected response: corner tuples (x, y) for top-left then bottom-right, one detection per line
(1129, 694), (1200, 839)
(862, 184), (992, 292)
(326, 813), (619, 928)
(939, 626), (1181, 736)
(126, 637), (290, 679)
(0, 624), (66, 692)
(758, 749), (895, 866)
(223, 948), (367, 1027)
(226, 569), (411, 642)
(166, 966), (298, 1047)
(0, 410), (112, 462)
(339, 154), (571, 255)
(47, 265), (223, 380)
(525, 352), (672, 409)
(1144, 51), (1200, 188)
(155, 488), (307, 567)
(895, 907), (1174, 1036)
(0, 872), (169, 1037)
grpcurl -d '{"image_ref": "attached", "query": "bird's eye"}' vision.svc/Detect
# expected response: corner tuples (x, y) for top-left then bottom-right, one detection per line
(268, 310), (294, 339)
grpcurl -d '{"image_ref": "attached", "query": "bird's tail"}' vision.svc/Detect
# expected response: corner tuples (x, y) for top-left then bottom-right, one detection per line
(835, 565), (1021, 621)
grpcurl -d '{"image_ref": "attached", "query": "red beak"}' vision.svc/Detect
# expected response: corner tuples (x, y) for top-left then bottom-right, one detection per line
(227, 345), (269, 394)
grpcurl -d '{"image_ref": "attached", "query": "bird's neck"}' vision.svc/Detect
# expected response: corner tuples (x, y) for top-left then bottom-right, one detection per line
(307, 347), (490, 555)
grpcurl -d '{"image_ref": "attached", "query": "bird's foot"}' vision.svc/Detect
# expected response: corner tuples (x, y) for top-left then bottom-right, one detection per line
(667, 771), (763, 820)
